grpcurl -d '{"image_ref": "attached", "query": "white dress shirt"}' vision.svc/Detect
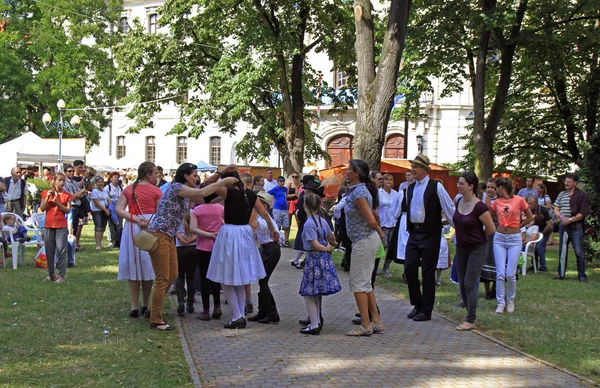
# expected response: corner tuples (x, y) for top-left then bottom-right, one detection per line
(256, 214), (278, 245)
(7, 178), (27, 201)
(378, 188), (400, 228)
(409, 176), (455, 227)
(333, 197), (347, 220)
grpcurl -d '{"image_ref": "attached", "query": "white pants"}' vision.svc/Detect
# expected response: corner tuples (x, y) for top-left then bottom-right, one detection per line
(493, 232), (521, 305)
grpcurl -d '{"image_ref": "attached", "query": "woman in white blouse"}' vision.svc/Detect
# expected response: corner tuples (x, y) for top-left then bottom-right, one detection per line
(378, 174), (400, 277)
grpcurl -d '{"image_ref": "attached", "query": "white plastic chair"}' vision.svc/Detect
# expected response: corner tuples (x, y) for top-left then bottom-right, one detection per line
(521, 225), (543, 275)
(1, 212), (44, 269)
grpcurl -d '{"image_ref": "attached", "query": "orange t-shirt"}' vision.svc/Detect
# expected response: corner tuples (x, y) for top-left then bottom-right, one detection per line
(490, 196), (528, 229)
(41, 190), (73, 229)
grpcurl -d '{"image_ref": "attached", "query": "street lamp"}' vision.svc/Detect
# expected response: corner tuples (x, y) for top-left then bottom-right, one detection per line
(416, 134), (423, 153)
(42, 99), (81, 172)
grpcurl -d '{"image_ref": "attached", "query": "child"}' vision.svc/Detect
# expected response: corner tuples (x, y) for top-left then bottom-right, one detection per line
(175, 203), (198, 316)
(298, 193), (341, 335)
(435, 224), (451, 286)
(2, 214), (30, 242)
(39, 172), (73, 283)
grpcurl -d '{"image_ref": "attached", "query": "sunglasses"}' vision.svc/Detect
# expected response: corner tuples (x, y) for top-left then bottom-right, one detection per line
(292, 175), (299, 178)
(66, 170), (74, 173)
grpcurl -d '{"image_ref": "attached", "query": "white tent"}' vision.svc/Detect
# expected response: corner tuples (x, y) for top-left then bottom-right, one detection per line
(0, 132), (86, 176)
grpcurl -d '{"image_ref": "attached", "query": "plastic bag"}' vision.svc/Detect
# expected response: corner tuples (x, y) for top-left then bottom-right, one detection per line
(34, 245), (47, 269)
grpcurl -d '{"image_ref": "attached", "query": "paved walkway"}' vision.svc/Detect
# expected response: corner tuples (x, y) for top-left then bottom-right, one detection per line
(177, 249), (588, 387)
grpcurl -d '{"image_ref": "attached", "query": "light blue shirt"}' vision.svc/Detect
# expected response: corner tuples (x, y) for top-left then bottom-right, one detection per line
(409, 176), (456, 227)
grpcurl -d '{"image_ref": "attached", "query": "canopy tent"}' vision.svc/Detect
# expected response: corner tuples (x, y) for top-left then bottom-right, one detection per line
(85, 153), (121, 172)
(0, 132), (86, 175)
(195, 159), (217, 171)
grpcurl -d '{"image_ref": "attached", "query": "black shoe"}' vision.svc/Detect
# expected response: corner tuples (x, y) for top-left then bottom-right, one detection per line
(553, 274), (564, 280)
(299, 326), (321, 335)
(579, 277), (588, 283)
(177, 303), (185, 317)
(352, 318), (362, 325)
(224, 317), (246, 329)
(187, 305), (195, 314)
(407, 307), (421, 319)
(248, 310), (267, 322)
(412, 312), (431, 322)
(129, 309), (139, 318)
(538, 268), (548, 272)
(141, 306), (150, 319)
(67, 263), (75, 268)
(259, 312), (280, 324)
(291, 262), (302, 269)
(298, 260), (305, 269)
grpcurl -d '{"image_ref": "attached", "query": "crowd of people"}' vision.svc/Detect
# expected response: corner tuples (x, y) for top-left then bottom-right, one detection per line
(0, 154), (591, 335)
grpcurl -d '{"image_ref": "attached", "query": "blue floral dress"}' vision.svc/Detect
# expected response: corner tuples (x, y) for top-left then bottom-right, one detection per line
(299, 216), (342, 297)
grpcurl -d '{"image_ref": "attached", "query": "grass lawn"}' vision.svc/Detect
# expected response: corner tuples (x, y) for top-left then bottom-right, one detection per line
(327, 237), (600, 384)
(0, 229), (192, 387)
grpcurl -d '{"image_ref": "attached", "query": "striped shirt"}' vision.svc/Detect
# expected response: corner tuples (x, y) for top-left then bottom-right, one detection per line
(555, 191), (572, 218)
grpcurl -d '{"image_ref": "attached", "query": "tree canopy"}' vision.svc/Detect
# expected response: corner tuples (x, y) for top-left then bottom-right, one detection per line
(0, 0), (124, 145)
(114, 0), (356, 174)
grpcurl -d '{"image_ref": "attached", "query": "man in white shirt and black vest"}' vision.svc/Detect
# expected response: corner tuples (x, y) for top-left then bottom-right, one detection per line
(4, 167), (28, 217)
(405, 154), (455, 322)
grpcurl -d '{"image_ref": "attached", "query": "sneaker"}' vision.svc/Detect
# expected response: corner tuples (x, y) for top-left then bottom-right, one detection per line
(284, 241), (290, 248)
(435, 280), (442, 286)
(108, 243), (114, 248)
(383, 269), (392, 277)
(506, 301), (515, 313)
(456, 301), (465, 309)
(197, 311), (211, 321)
(495, 305), (505, 314)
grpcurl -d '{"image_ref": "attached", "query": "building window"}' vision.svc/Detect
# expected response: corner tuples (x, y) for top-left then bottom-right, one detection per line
(177, 136), (187, 164)
(336, 71), (347, 89)
(210, 136), (221, 166)
(148, 13), (158, 33)
(146, 136), (155, 163)
(119, 17), (128, 34)
(116, 136), (126, 159)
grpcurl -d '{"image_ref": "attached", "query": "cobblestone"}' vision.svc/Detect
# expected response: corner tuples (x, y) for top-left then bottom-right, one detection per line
(177, 249), (589, 387)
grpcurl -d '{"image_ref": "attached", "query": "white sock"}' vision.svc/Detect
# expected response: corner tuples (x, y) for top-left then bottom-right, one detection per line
(222, 285), (242, 321)
(303, 296), (320, 329)
(293, 252), (304, 264)
(235, 286), (246, 319)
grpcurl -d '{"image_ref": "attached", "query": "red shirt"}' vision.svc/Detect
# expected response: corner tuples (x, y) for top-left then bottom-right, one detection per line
(41, 190), (73, 229)
(192, 203), (224, 251)
(122, 184), (162, 215)
(490, 196), (528, 229)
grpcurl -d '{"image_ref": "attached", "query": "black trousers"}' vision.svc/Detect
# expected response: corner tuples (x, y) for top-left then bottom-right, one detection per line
(259, 243), (281, 298)
(404, 230), (442, 316)
(197, 249), (221, 311)
(176, 245), (197, 306)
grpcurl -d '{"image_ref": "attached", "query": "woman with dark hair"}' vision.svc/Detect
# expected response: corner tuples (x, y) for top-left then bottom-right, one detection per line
(90, 176), (111, 250)
(480, 178), (498, 300)
(453, 171), (495, 330)
(489, 177), (533, 314)
(207, 170), (279, 329)
(105, 171), (123, 248)
(145, 163), (237, 331)
(117, 162), (162, 318)
(344, 159), (385, 336)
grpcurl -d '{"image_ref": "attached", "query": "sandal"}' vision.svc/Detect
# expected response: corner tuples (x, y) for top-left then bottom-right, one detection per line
(130, 309), (140, 318)
(141, 306), (150, 319)
(345, 325), (373, 336)
(371, 322), (384, 334)
(150, 322), (175, 331)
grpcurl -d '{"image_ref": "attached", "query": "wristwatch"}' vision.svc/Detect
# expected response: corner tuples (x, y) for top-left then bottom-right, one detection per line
(568, 217), (572, 222)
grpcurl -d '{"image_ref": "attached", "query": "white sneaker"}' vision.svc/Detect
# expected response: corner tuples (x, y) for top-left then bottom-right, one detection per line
(495, 305), (505, 314)
(506, 301), (515, 313)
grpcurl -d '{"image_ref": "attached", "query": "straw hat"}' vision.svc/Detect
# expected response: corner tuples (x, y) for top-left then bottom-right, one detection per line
(256, 191), (274, 209)
(410, 153), (431, 170)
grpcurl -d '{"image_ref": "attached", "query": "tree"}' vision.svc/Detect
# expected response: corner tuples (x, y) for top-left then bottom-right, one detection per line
(114, 0), (356, 175)
(352, 0), (412, 170)
(0, 0), (124, 145)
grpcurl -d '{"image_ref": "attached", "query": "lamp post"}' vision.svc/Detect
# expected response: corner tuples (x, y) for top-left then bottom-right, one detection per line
(42, 99), (81, 172)
(416, 134), (423, 153)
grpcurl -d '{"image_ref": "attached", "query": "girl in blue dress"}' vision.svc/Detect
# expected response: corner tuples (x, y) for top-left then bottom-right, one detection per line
(298, 193), (342, 335)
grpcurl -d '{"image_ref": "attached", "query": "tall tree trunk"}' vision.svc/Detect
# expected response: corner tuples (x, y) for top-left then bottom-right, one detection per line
(472, 20), (491, 179)
(354, 0), (412, 171)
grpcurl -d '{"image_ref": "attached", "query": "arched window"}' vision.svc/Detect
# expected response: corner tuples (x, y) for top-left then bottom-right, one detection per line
(146, 136), (155, 163)
(116, 136), (126, 159)
(176, 136), (187, 164)
(210, 136), (221, 165)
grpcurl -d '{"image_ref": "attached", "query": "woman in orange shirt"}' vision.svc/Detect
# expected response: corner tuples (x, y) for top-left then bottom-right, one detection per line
(40, 172), (73, 284)
(489, 178), (533, 314)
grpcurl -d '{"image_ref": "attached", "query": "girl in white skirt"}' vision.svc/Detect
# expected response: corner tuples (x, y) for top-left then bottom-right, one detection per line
(116, 162), (163, 318)
(435, 224), (451, 286)
(207, 171), (279, 329)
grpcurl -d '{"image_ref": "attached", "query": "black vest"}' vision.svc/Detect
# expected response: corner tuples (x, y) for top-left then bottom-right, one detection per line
(406, 178), (442, 234)
(4, 177), (27, 209)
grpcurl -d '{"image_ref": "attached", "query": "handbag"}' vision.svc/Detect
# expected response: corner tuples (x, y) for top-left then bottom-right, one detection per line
(131, 187), (158, 253)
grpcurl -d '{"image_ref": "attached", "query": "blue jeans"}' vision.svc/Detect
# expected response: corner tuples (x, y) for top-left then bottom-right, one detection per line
(493, 232), (522, 305)
(557, 222), (586, 279)
(534, 233), (550, 271)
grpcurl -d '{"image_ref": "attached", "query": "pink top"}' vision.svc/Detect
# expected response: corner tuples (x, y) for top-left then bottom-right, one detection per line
(490, 196), (528, 229)
(122, 184), (162, 215)
(192, 203), (224, 251)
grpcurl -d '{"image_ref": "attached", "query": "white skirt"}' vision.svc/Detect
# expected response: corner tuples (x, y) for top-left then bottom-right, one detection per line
(437, 235), (450, 269)
(396, 213), (409, 261)
(207, 224), (266, 286)
(117, 214), (155, 281)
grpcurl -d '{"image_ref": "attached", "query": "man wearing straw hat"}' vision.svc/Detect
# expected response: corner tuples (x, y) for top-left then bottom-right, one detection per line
(404, 154), (455, 322)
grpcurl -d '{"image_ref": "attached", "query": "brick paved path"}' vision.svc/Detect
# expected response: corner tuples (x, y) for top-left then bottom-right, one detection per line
(179, 249), (587, 387)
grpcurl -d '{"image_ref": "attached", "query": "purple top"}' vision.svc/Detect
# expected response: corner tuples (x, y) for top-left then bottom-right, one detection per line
(452, 200), (489, 249)
(148, 182), (189, 237)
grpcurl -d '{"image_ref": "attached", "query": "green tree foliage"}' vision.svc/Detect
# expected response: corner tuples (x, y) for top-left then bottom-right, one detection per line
(114, 0), (355, 175)
(0, 0), (124, 145)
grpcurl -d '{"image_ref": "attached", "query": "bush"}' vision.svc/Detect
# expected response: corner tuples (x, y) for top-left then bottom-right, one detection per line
(582, 134), (600, 263)
(26, 178), (52, 203)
